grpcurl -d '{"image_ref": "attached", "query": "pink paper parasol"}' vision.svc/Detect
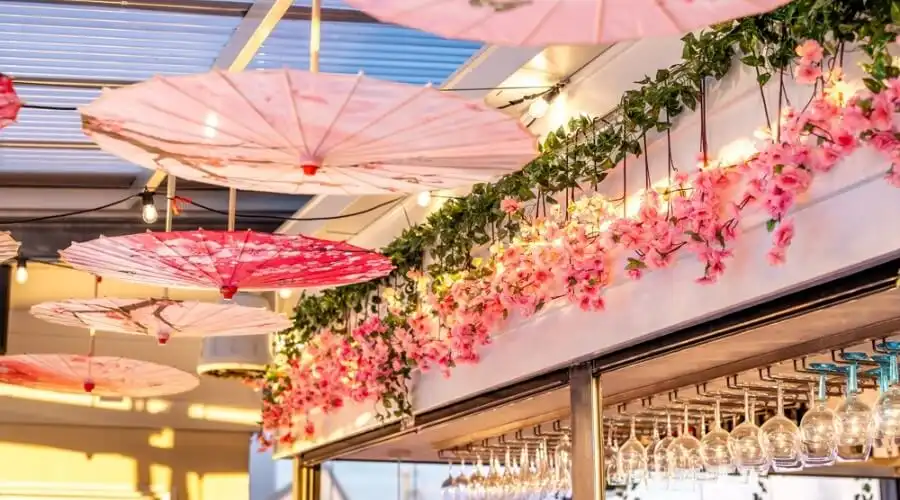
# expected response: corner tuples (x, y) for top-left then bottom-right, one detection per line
(79, 69), (537, 195)
(344, 0), (792, 46)
(0, 354), (199, 397)
(59, 229), (394, 298)
(0, 74), (21, 131)
(0, 232), (20, 264)
(31, 298), (292, 345)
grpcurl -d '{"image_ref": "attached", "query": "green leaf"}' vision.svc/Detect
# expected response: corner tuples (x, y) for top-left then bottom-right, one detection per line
(756, 72), (771, 86)
(625, 258), (648, 270)
(766, 219), (778, 232)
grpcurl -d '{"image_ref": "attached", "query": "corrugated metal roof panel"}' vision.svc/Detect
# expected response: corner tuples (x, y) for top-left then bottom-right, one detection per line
(0, 148), (144, 175)
(250, 20), (481, 85)
(7, 85), (98, 143)
(0, 1), (239, 81)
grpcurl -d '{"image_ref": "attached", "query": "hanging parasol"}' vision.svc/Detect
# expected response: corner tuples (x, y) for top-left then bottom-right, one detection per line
(78, 69), (538, 195)
(59, 229), (394, 298)
(0, 353), (199, 396)
(0, 74), (21, 130)
(30, 298), (292, 345)
(0, 231), (20, 264)
(343, 0), (793, 46)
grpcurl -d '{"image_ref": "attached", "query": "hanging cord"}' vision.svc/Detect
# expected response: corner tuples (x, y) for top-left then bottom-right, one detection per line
(642, 132), (651, 192)
(665, 108), (675, 215)
(699, 76), (709, 167)
(621, 104), (629, 217)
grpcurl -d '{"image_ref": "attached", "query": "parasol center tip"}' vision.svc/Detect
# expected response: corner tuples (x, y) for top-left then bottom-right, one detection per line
(220, 285), (238, 300)
(301, 163), (319, 176)
(83, 379), (95, 393)
(156, 332), (171, 346)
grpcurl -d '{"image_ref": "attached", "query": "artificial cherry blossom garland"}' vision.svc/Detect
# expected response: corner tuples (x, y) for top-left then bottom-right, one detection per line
(260, 42), (900, 447)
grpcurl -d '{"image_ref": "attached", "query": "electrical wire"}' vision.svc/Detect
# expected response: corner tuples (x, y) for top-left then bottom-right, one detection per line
(0, 194), (139, 225)
(172, 195), (405, 222)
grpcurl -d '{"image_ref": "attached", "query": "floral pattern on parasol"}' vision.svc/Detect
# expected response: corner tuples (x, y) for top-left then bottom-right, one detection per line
(59, 229), (394, 298)
(344, 0), (793, 46)
(0, 74), (21, 130)
(0, 232), (20, 264)
(79, 69), (538, 195)
(0, 354), (199, 396)
(31, 298), (292, 345)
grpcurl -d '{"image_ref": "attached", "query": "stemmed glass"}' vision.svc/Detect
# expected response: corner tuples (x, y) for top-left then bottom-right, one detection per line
(728, 389), (771, 477)
(667, 405), (702, 481)
(554, 433), (573, 498)
(652, 411), (675, 481)
(617, 415), (648, 484)
(700, 396), (734, 477)
(799, 373), (838, 467)
(834, 355), (873, 462)
(605, 423), (626, 487)
(873, 346), (900, 457)
(441, 460), (460, 499)
(760, 381), (803, 471)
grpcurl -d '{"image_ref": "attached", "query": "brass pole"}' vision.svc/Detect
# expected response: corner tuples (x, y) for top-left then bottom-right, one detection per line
(310, 0), (321, 73)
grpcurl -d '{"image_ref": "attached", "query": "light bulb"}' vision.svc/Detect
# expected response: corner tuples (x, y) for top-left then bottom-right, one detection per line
(140, 191), (158, 224)
(14, 258), (27, 285)
(278, 288), (292, 299)
(417, 191), (432, 207)
(528, 97), (550, 119)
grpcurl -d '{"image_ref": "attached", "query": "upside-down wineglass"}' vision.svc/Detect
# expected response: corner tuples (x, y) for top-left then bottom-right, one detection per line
(667, 405), (702, 481)
(700, 396), (734, 477)
(652, 411), (676, 482)
(760, 381), (803, 471)
(873, 345), (900, 457)
(618, 415), (648, 484)
(834, 354), (873, 462)
(799, 373), (838, 467)
(728, 389), (771, 477)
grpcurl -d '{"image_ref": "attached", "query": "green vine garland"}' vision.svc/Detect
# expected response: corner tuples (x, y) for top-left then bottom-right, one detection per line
(268, 0), (898, 417)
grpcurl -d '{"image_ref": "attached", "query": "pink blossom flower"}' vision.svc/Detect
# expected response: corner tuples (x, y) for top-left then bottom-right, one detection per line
(795, 40), (824, 64)
(500, 197), (522, 214)
(794, 63), (822, 85)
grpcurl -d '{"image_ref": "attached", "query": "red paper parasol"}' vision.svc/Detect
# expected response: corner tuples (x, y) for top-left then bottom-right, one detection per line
(59, 229), (394, 298)
(0, 231), (20, 264)
(344, 0), (792, 46)
(0, 74), (21, 130)
(0, 354), (199, 397)
(79, 69), (537, 195)
(31, 298), (292, 345)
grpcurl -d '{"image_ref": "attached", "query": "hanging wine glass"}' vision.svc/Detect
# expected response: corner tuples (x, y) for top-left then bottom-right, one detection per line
(456, 459), (471, 500)
(760, 381), (804, 471)
(555, 433), (573, 498)
(651, 411), (676, 482)
(799, 372), (838, 467)
(728, 389), (771, 477)
(468, 453), (486, 499)
(666, 405), (702, 481)
(873, 344), (900, 457)
(700, 396), (734, 476)
(646, 418), (661, 474)
(834, 353), (873, 462)
(441, 460), (460, 500)
(605, 423), (626, 487)
(618, 415), (648, 484)
(483, 450), (502, 499)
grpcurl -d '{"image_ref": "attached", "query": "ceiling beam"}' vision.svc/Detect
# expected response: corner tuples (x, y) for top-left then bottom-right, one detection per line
(9, 0), (378, 22)
(0, 141), (97, 150)
(11, 76), (136, 89)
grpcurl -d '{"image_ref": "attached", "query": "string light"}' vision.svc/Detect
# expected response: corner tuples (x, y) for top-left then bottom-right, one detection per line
(417, 191), (432, 207)
(140, 190), (159, 224)
(278, 288), (292, 299)
(528, 97), (551, 119)
(14, 256), (27, 285)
